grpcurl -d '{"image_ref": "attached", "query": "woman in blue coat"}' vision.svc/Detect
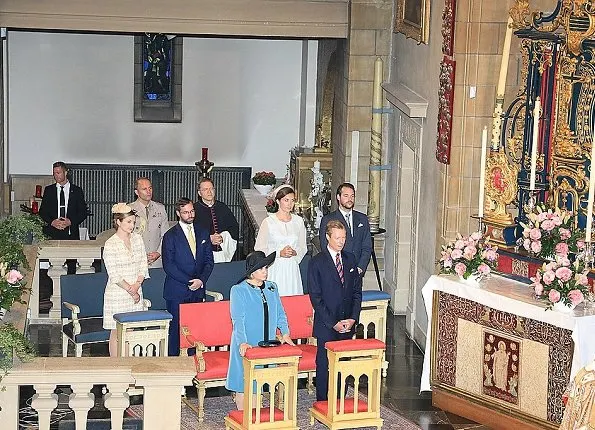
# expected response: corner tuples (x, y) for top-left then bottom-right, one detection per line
(226, 251), (294, 410)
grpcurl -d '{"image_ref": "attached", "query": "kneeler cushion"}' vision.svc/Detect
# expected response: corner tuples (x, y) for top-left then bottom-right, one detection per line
(312, 398), (369, 415)
(228, 407), (286, 424)
(325, 338), (385, 352)
(244, 344), (302, 360)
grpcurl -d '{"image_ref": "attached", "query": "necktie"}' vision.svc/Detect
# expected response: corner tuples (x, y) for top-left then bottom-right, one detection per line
(345, 213), (352, 234)
(145, 204), (149, 220)
(187, 225), (196, 257)
(335, 253), (344, 285)
(59, 186), (66, 218)
(210, 206), (221, 251)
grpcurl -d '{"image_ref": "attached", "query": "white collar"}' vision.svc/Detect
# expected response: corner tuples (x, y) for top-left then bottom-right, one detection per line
(339, 208), (352, 218)
(327, 245), (341, 261)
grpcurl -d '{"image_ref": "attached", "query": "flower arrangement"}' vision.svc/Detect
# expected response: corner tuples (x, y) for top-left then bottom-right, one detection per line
(0, 263), (26, 312)
(439, 231), (499, 280)
(265, 198), (278, 213)
(252, 171), (276, 186)
(519, 203), (582, 259)
(530, 257), (589, 309)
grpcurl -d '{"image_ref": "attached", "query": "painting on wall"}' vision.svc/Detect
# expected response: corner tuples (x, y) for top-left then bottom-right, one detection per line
(395, 0), (431, 44)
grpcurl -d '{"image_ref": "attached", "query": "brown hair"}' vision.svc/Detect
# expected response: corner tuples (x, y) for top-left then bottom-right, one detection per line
(197, 177), (214, 189)
(275, 186), (295, 202)
(112, 211), (136, 230)
(325, 219), (346, 237)
(336, 182), (355, 197)
(175, 197), (194, 212)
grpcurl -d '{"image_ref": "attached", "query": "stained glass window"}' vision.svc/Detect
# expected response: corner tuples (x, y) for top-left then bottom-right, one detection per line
(143, 33), (172, 101)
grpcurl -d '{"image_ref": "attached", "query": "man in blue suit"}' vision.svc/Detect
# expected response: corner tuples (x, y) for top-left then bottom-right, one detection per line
(308, 220), (362, 401)
(162, 197), (214, 356)
(319, 183), (372, 275)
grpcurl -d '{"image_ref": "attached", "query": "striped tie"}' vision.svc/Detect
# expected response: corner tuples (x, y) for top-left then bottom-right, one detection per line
(209, 206), (221, 251)
(335, 253), (344, 285)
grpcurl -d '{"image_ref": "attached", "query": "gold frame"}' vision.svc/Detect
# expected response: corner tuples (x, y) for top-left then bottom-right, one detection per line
(395, 0), (430, 44)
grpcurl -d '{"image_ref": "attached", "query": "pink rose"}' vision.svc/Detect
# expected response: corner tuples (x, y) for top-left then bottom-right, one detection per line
(553, 216), (563, 226)
(442, 258), (453, 268)
(559, 228), (571, 240)
(542, 270), (555, 285)
(6, 269), (23, 284)
(463, 246), (477, 260)
(559, 257), (571, 267)
(575, 273), (589, 286)
(541, 220), (555, 231)
(454, 240), (465, 250)
(548, 289), (561, 303)
(523, 238), (531, 250)
(478, 263), (491, 275)
(555, 242), (569, 256)
(537, 212), (547, 222)
(529, 228), (541, 241)
(555, 267), (573, 282)
(451, 249), (463, 260)
(483, 249), (497, 262)
(470, 231), (482, 241)
(531, 241), (542, 254)
(534, 283), (543, 296)
(578, 240), (586, 250)
(568, 289), (585, 306)
(454, 262), (467, 277)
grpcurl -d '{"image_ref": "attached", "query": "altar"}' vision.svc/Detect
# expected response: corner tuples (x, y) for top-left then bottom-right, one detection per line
(420, 274), (595, 429)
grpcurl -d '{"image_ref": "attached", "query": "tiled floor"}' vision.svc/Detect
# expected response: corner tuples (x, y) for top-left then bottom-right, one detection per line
(29, 313), (491, 429)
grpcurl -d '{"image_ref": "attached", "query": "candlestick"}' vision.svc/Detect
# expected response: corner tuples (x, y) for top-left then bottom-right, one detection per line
(586, 131), (595, 242)
(490, 16), (514, 151)
(529, 97), (540, 191)
(478, 126), (488, 218)
(31, 201), (39, 214)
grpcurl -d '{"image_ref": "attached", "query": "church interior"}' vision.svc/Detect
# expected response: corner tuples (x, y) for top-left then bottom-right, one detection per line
(3, 0), (595, 429)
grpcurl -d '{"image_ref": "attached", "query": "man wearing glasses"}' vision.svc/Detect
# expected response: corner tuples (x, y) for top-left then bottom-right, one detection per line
(162, 197), (214, 356)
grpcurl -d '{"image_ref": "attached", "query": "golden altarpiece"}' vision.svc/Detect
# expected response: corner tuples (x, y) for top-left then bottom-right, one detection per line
(428, 2), (595, 430)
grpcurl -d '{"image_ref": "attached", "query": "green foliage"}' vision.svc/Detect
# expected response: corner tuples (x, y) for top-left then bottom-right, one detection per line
(0, 215), (45, 270)
(252, 171), (276, 185)
(0, 323), (36, 385)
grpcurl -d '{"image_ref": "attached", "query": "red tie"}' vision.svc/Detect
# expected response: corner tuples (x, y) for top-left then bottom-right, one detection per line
(335, 253), (344, 285)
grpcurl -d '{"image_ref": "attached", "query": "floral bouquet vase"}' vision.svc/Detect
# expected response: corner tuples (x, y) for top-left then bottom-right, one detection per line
(530, 256), (589, 311)
(439, 231), (499, 286)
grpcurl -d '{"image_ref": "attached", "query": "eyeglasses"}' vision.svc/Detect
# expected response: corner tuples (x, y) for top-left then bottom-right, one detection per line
(180, 209), (195, 215)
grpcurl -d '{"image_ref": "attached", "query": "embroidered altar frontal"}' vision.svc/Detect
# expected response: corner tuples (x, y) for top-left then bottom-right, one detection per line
(431, 290), (573, 426)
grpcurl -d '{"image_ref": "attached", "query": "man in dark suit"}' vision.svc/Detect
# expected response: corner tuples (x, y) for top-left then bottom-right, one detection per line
(39, 161), (88, 240)
(308, 220), (362, 401)
(319, 182), (372, 275)
(162, 197), (214, 356)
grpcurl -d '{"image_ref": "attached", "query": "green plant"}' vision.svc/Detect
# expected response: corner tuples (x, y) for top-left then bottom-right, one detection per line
(252, 171), (276, 186)
(0, 215), (45, 269)
(265, 198), (278, 213)
(0, 323), (36, 386)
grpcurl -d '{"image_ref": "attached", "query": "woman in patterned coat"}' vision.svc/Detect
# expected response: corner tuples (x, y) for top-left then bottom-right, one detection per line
(102, 203), (149, 357)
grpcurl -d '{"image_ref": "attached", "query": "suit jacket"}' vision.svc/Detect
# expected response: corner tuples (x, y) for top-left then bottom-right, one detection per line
(162, 223), (214, 302)
(319, 210), (372, 272)
(39, 183), (88, 240)
(307, 249), (362, 339)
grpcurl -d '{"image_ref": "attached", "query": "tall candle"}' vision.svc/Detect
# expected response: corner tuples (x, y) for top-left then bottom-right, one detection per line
(529, 97), (540, 191)
(496, 17), (514, 97)
(35, 185), (42, 198)
(586, 131), (595, 242)
(31, 201), (39, 214)
(478, 126), (488, 218)
(201, 147), (208, 160)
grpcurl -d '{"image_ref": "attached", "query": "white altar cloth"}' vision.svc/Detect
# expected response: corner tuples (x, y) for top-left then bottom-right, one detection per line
(420, 274), (595, 392)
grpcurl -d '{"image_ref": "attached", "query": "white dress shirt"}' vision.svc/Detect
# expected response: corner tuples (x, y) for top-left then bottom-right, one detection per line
(56, 181), (71, 216)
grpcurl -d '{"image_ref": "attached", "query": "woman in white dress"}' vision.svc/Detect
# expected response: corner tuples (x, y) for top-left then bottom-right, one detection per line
(103, 203), (149, 357)
(255, 185), (307, 296)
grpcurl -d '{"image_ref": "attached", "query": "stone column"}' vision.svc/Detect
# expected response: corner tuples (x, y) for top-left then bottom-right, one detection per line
(367, 57), (384, 232)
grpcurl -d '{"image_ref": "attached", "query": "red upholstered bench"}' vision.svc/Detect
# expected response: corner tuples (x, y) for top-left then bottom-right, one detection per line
(180, 300), (233, 422)
(280, 295), (317, 392)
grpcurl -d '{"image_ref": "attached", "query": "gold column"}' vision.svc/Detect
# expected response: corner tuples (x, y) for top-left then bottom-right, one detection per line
(367, 57), (383, 233)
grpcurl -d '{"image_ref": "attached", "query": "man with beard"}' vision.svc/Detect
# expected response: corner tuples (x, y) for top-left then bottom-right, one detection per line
(319, 182), (372, 275)
(162, 197), (214, 356)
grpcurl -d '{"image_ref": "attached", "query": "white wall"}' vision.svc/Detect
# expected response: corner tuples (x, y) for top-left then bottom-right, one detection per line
(7, 31), (315, 176)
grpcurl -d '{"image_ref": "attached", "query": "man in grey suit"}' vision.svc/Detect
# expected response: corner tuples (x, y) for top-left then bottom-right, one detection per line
(319, 182), (372, 275)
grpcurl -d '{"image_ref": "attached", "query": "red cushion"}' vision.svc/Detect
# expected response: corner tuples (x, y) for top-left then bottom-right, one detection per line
(281, 295), (314, 339)
(297, 344), (316, 371)
(180, 301), (232, 348)
(227, 407), (285, 424)
(325, 338), (385, 352)
(244, 344), (302, 360)
(312, 398), (369, 415)
(193, 350), (230, 380)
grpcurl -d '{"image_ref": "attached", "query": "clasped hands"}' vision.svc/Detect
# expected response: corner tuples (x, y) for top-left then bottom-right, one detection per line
(239, 333), (295, 356)
(51, 217), (72, 230)
(188, 279), (204, 291)
(333, 319), (355, 334)
(147, 251), (160, 264)
(210, 233), (223, 246)
(124, 278), (143, 303)
(280, 245), (297, 258)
